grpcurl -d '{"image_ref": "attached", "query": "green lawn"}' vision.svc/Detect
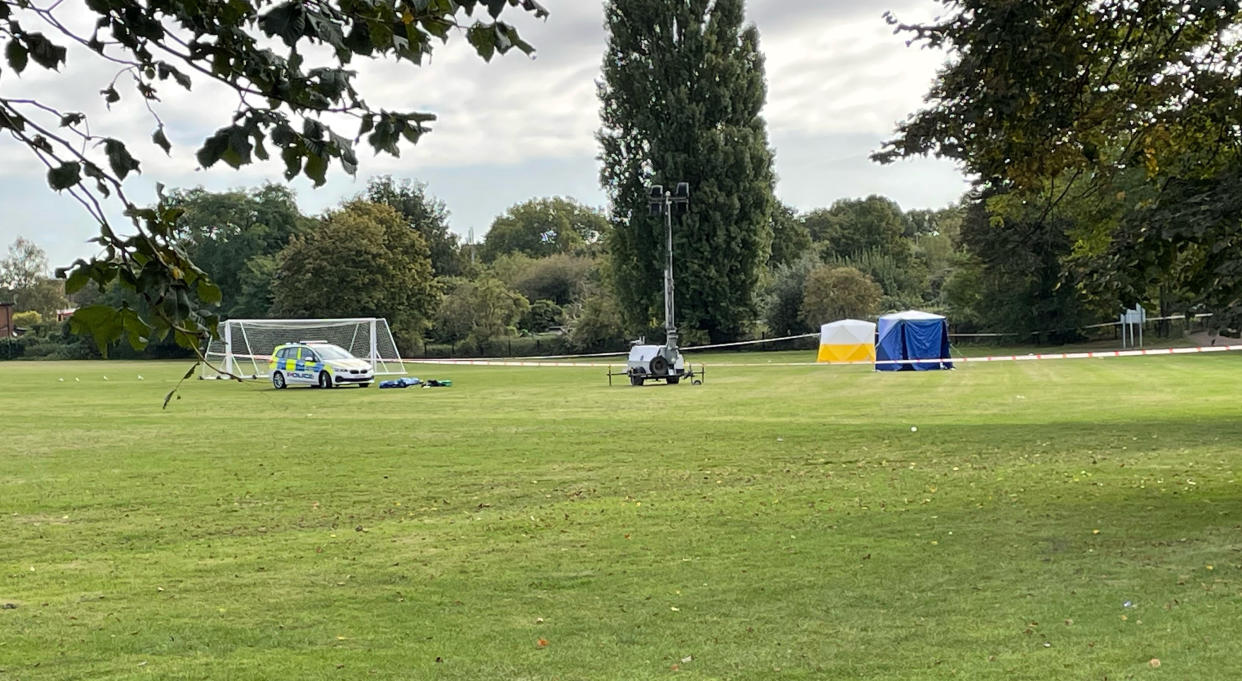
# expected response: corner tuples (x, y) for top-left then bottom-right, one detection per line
(2, 354), (1240, 680)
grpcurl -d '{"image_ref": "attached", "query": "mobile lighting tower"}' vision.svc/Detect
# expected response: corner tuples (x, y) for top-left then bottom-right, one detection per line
(622, 181), (698, 386)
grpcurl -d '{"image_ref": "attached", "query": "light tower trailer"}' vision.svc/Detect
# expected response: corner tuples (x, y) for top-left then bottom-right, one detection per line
(608, 182), (702, 386)
(610, 342), (703, 386)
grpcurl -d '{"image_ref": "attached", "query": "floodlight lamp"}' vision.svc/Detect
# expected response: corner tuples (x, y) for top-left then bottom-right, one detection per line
(648, 185), (664, 200)
(674, 182), (690, 199)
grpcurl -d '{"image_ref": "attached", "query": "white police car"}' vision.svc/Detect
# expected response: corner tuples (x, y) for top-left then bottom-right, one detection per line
(269, 341), (373, 389)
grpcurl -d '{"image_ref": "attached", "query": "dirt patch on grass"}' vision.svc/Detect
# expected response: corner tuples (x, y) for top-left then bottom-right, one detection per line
(10, 513), (72, 525)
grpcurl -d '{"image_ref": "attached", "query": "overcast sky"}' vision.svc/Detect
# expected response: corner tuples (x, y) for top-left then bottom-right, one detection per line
(0, 1), (969, 269)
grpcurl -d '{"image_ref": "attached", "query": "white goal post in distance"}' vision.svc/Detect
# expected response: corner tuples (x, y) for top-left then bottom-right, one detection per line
(201, 318), (407, 380)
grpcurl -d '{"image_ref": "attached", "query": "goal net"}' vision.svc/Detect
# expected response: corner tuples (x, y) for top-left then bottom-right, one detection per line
(201, 318), (406, 380)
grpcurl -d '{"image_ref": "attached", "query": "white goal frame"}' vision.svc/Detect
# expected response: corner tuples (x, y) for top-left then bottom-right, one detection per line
(201, 317), (407, 380)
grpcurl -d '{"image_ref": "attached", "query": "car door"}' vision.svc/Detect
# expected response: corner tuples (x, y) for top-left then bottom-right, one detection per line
(296, 346), (321, 384)
(272, 346), (293, 377)
(272, 347), (294, 381)
(281, 346), (309, 385)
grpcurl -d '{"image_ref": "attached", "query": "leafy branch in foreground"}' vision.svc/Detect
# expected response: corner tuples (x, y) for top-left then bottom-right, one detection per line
(0, 0), (546, 356)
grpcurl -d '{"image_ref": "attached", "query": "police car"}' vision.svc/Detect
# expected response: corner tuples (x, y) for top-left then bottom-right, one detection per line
(269, 341), (374, 389)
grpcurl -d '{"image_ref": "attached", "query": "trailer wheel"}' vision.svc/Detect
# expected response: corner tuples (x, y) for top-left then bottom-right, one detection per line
(629, 375), (644, 386)
(666, 376), (680, 385)
(650, 356), (669, 375)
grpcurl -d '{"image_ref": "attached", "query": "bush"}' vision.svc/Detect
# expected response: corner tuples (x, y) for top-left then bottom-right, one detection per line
(12, 310), (42, 328)
(433, 277), (529, 351)
(0, 336), (34, 359)
(567, 285), (628, 352)
(23, 339), (97, 360)
(800, 265), (883, 327)
(416, 333), (572, 358)
(523, 299), (565, 333)
(829, 246), (925, 302)
(761, 256), (819, 336)
(493, 253), (593, 306)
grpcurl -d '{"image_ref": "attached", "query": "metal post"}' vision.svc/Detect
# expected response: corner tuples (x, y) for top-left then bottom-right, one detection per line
(223, 322), (233, 377)
(664, 190), (677, 352)
(369, 318), (379, 368)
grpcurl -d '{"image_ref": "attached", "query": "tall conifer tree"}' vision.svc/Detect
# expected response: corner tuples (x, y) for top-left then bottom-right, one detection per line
(598, 0), (774, 342)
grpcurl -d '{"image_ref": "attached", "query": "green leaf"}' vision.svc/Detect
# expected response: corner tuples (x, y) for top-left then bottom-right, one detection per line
(119, 307), (151, 351)
(6, 40), (28, 74)
(467, 25), (496, 62)
(29, 135), (53, 154)
(156, 61), (192, 90)
(25, 33), (67, 70)
(219, 126), (252, 168)
(196, 278), (222, 306)
(304, 150), (328, 186)
(103, 138), (140, 179)
(47, 161), (81, 190)
(280, 145), (303, 179)
(172, 325), (200, 351)
(171, 68), (192, 90)
(59, 259), (94, 294)
(152, 127), (171, 154)
(0, 110), (24, 132)
(68, 305), (124, 357)
(196, 128), (231, 168)
(260, 2), (306, 46)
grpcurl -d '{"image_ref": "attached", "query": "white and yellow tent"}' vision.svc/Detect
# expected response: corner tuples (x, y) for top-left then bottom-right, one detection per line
(816, 319), (876, 363)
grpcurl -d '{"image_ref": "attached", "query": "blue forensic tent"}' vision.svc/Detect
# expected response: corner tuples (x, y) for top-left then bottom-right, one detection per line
(875, 311), (953, 371)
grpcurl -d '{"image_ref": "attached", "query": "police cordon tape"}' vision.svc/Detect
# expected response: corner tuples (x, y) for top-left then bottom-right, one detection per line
(394, 312), (1222, 365)
(217, 332), (821, 366)
(223, 340), (1242, 371)
(400, 343), (1242, 368)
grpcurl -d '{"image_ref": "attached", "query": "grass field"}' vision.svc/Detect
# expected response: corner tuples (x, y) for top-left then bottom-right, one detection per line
(3, 353), (1241, 680)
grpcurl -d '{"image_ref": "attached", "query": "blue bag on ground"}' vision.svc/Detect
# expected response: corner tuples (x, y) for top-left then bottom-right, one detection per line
(379, 377), (422, 389)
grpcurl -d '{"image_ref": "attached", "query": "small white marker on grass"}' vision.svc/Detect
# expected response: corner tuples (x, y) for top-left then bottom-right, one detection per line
(910, 426), (918, 433)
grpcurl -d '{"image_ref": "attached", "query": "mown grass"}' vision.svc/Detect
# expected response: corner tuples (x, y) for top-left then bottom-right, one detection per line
(2, 353), (1241, 680)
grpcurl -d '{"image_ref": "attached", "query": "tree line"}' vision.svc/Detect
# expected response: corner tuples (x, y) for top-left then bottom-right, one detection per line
(2, 0), (1237, 357)
(5, 176), (1123, 360)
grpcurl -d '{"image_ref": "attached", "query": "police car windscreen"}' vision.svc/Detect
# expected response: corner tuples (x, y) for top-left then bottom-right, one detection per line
(314, 345), (353, 360)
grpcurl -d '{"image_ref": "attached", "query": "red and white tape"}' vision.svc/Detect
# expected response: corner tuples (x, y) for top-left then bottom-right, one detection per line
(217, 343), (1242, 371)
(403, 343), (1242, 368)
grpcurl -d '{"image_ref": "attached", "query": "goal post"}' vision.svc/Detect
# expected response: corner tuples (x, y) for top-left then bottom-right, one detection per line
(201, 318), (407, 380)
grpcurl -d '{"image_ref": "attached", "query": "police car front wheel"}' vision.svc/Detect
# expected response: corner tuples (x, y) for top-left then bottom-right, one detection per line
(318, 371), (333, 389)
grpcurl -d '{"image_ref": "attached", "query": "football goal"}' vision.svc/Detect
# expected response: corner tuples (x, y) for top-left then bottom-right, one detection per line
(201, 318), (407, 380)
